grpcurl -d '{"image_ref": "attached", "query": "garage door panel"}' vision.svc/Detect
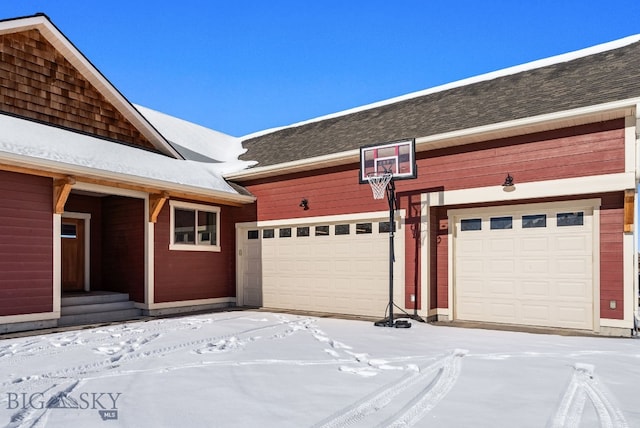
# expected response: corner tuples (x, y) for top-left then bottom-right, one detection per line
(555, 258), (589, 275)
(521, 280), (550, 297)
(488, 302), (517, 320)
(489, 259), (516, 274)
(556, 280), (590, 299)
(520, 236), (550, 252)
(455, 203), (593, 330)
(251, 219), (405, 317)
(523, 259), (549, 274)
(488, 280), (516, 296)
(521, 304), (550, 323)
(555, 235), (591, 252)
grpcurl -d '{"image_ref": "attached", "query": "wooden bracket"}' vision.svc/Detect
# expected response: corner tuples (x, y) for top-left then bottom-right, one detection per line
(149, 191), (170, 223)
(53, 176), (76, 214)
(624, 189), (634, 233)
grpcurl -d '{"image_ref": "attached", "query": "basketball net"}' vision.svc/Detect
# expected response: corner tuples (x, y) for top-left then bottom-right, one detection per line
(367, 171), (393, 199)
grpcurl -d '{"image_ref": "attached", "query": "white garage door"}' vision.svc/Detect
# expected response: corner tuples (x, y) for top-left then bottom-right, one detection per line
(239, 219), (405, 317)
(453, 203), (594, 330)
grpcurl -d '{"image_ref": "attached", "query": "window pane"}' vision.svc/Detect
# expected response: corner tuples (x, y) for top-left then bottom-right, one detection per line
(490, 216), (512, 230)
(61, 223), (77, 239)
(263, 229), (275, 239)
(279, 228), (292, 238)
(297, 226), (310, 237)
(523, 214), (546, 228)
(197, 211), (216, 245)
(557, 212), (584, 226)
(335, 224), (350, 235)
(356, 223), (372, 234)
(379, 222), (392, 233)
(175, 208), (195, 244)
(315, 225), (330, 236)
(461, 219), (481, 231)
(247, 230), (259, 240)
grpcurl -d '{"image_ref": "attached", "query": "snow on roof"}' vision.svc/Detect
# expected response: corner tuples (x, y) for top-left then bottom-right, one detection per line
(135, 105), (247, 163)
(241, 34), (640, 140)
(0, 113), (255, 196)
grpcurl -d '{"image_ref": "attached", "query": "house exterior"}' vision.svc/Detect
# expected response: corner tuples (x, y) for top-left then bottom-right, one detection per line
(0, 14), (255, 333)
(227, 36), (640, 337)
(1, 14), (638, 337)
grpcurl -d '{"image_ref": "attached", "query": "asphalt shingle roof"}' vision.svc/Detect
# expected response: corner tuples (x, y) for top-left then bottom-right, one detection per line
(240, 40), (640, 168)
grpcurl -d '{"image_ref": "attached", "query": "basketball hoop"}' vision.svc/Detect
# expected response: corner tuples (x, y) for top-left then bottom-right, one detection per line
(367, 171), (393, 199)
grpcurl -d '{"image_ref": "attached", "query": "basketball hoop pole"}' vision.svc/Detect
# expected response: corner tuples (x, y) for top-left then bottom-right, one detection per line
(386, 177), (396, 327)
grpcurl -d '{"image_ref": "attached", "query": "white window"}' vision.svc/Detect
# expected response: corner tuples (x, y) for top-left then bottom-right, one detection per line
(169, 201), (220, 252)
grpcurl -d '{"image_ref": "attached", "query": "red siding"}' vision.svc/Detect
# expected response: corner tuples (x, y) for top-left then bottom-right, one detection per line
(65, 194), (103, 290)
(102, 196), (145, 302)
(414, 120), (625, 191)
(599, 193), (624, 319)
(401, 192), (423, 309)
(0, 171), (53, 315)
(245, 121), (625, 222)
(434, 212), (449, 309)
(154, 202), (256, 303)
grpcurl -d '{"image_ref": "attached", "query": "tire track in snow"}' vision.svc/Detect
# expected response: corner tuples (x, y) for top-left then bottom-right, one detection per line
(548, 363), (628, 428)
(378, 349), (467, 428)
(313, 349), (467, 428)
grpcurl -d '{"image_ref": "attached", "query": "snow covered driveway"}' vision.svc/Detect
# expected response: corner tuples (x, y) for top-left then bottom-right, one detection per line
(0, 311), (638, 427)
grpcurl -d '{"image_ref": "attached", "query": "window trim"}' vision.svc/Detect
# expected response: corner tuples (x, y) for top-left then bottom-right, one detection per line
(169, 200), (221, 252)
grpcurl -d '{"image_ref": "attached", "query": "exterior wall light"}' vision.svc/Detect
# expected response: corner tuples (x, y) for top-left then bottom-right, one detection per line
(299, 199), (309, 210)
(502, 173), (515, 192)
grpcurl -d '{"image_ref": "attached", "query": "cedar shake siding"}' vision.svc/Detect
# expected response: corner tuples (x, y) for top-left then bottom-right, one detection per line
(153, 203), (254, 303)
(0, 171), (52, 316)
(0, 29), (158, 152)
(101, 196), (145, 302)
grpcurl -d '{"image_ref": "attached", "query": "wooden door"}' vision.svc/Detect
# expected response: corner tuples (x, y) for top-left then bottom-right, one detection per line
(61, 218), (85, 292)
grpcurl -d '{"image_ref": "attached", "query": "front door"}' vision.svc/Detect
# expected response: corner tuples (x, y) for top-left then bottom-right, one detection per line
(61, 218), (85, 292)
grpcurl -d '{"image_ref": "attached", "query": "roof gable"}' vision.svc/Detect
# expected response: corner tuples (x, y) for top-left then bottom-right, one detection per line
(239, 35), (640, 169)
(0, 14), (182, 158)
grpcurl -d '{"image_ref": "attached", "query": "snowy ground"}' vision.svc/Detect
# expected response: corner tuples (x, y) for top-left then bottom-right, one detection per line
(0, 311), (638, 428)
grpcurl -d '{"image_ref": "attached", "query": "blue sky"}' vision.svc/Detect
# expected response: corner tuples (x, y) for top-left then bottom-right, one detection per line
(2, 1), (640, 137)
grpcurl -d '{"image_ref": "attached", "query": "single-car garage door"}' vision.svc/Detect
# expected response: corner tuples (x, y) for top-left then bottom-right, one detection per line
(452, 202), (594, 330)
(239, 218), (404, 317)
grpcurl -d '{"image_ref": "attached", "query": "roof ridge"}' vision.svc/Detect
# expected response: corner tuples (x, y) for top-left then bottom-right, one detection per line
(241, 34), (640, 141)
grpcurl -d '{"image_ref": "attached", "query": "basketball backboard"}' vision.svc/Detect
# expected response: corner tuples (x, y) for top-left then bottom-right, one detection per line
(359, 138), (416, 183)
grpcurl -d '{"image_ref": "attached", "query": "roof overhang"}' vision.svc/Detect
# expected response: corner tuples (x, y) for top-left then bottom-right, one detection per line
(225, 98), (639, 182)
(0, 151), (256, 206)
(0, 14), (184, 159)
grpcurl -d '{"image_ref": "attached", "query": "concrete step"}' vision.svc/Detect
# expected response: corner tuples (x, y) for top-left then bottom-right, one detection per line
(61, 300), (137, 316)
(58, 308), (143, 327)
(61, 292), (130, 307)
(59, 292), (143, 327)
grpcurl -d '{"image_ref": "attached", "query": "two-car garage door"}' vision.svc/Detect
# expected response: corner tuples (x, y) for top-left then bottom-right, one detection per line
(238, 217), (404, 317)
(453, 202), (595, 330)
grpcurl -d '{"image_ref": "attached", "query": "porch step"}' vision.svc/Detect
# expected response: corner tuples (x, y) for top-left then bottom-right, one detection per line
(59, 292), (143, 327)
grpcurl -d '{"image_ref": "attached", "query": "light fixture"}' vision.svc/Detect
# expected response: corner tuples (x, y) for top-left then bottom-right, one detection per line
(299, 199), (309, 210)
(502, 173), (515, 192)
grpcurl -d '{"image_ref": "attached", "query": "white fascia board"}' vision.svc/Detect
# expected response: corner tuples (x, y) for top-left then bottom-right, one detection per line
(427, 173), (635, 207)
(0, 151), (256, 205)
(0, 15), (182, 159)
(230, 100), (639, 181)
